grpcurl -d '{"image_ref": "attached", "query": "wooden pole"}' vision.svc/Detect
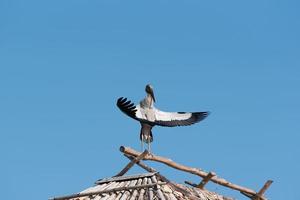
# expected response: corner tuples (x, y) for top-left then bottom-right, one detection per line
(257, 180), (273, 196)
(184, 181), (198, 187)
(123, 154), (200, 200)
(120, 146), (270, 200)
(115, 150), (149, 177)
(197, 172), (216, 189)
(252, 180), (273, 200)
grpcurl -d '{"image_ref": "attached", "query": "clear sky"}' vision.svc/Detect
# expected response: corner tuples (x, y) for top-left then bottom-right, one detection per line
(1, 1), (299, 200)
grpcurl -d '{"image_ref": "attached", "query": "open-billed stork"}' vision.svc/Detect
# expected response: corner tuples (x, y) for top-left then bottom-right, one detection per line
(117, 84), (209, 152)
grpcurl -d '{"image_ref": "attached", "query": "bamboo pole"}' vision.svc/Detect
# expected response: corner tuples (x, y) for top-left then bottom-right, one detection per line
(120, 146), (270, 200)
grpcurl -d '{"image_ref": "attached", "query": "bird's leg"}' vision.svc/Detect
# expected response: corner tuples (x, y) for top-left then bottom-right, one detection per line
(148, 142), (151, 154)
(141, 135), (144, 152)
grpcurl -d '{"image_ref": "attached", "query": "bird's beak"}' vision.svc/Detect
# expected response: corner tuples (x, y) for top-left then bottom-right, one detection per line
(149, 88), (156, 102)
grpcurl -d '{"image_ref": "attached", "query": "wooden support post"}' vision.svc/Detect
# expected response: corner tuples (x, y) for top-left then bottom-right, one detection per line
(252, 180), (273, 200)
(115, 149), (149, 177)
(256, 180), (273, 197)
(123, 154), (157, 173)
(120, 146), (269, 199)
(123, 154), (200, 200)
(184, 181), (198, 187)
(241, 191), (253, 199)
(197, 171), (216, 189)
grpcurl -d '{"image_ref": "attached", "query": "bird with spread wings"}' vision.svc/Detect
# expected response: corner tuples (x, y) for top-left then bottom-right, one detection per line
(117, 84), (209, 152)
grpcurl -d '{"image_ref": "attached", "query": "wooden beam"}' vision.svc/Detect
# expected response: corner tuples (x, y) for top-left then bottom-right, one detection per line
(241, 191), (253, 198)
(120, 146), (263, 198)
(123, 154), (200, 200)
(114, 150), (149, 177)
(123, 154), (156, 172)
(184, 181), (198, 187)
(257, 180), (273, 197)
(197, 172), (216, 189)
(242, 180), (273, 200)
(96, 172), (155, 184)
(49, 182), (166, 200)
(252, 180), (273, 200)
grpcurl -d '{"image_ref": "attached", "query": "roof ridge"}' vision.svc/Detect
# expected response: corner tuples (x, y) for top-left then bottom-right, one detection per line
(95, 172), (157, 184)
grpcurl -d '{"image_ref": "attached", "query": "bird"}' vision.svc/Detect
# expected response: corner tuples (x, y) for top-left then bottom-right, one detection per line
(117, 84), (209, 152)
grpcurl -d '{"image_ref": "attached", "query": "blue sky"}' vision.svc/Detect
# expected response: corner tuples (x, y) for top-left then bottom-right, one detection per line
(1, 0), (299, 199)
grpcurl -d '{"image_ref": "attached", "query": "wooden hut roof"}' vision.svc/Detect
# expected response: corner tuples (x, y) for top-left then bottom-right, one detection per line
(52, 172), (233, 200)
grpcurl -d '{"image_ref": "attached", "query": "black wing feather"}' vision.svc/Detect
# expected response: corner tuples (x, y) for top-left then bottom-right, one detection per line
(117, 97), (138, 120)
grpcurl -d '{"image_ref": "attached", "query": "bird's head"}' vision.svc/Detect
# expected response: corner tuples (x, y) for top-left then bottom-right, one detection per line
(145, 84), (155, 102)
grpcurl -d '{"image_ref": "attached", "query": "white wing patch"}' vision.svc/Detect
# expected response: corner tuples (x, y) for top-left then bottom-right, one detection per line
(135, 105), (143, 119)
(154, 108), (192, 121)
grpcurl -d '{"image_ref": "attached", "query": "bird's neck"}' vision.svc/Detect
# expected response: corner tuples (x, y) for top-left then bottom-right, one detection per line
(147, 94), (154, 106)
(141, 94), (154, 108)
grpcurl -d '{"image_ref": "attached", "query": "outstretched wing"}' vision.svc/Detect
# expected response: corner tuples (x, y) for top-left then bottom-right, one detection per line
(117, 97), (139, 121)
(153, 108), (209, 127)
(117, 97), (209, 127)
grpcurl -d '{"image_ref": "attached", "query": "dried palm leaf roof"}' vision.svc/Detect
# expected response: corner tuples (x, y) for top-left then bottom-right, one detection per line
(51, 172), (233, 200)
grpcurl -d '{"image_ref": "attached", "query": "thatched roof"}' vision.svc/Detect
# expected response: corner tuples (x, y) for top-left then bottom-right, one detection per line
(52, 172), (233, 200)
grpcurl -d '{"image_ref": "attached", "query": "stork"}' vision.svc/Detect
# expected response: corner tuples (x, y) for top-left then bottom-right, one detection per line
(117, 84), (209, 152)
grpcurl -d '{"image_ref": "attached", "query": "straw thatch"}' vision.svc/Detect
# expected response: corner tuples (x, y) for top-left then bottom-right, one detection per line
(52, 172), (233, 200)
